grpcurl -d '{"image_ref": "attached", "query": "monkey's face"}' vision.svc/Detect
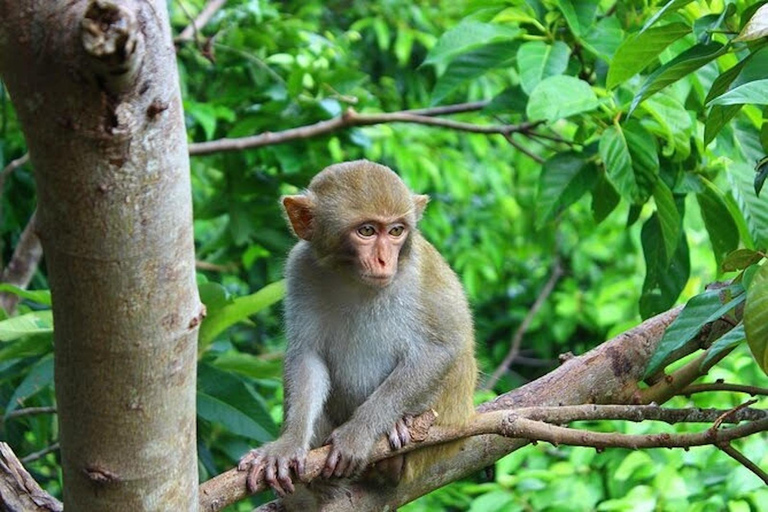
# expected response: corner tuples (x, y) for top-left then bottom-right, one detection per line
(348, 219), (409, 287)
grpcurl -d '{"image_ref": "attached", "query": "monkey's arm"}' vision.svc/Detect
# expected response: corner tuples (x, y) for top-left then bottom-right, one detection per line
(239, 351), (330, 495)
(323, 339), (457, 478)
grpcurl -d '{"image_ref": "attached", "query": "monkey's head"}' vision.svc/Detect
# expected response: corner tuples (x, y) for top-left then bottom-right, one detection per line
(281, 160), (429, 287)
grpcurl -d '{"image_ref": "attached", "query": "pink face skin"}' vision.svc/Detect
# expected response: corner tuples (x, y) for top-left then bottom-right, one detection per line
(350, 219), (409, 287)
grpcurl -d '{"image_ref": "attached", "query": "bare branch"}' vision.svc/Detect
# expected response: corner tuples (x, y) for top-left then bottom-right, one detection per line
(682, 382), (768, 396)
(0, 442), (62, 511)
(176, 0), (226, 43)
(0, 153), (29, 194)
(719, 443), (768, 485)
(20, 443), (59, 465)
(188, 105), (535, 156)
(484, 258), (563, 390)
(0, 211), (42, 314)
(6, 406), (56, 420)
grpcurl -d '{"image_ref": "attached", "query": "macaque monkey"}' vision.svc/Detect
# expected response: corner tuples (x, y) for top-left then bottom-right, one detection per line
(239, 160), (477, 504)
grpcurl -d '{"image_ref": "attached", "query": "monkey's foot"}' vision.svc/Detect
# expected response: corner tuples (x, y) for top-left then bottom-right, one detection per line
(387, 415), (414, 450)
(237, 444), (307, 497)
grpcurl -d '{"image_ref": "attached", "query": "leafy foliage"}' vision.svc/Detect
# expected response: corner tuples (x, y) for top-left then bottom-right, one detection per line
(0, 0), (766, 509)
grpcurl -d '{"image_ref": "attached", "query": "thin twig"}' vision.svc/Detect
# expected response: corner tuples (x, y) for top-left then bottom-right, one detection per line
(483, 258), (563, 390)
(6, 406), (56, 420)
(176, 0), (226, 43)
(681, 383), (768, 396)
(189, 106), (539, 156)
(501, 132), (545, 163)
(20, 442), (59, 464)
(711, 400), (757, 430)
(719, 443), (768, 485)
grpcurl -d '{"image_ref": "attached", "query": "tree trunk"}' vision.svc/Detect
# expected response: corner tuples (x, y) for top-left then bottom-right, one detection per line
(0, 1), (202, 510)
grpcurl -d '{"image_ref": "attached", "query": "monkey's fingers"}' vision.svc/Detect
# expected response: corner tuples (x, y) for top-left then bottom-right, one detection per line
(237, 449), (262, 472)
(322, 449), (341, 479)
(245, 462), (265, 493)
(276, 458), (295, 495)
(264, 460), (289, 497)
(388, 417), (412, 450)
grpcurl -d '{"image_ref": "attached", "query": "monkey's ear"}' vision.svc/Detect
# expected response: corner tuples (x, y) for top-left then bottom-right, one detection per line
(413, 194), (430, 220)
(282, 195), (315, 241)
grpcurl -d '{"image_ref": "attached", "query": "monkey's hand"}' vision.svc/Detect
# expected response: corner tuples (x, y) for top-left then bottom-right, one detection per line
(322, 424), (376, 479)
(237, 440), (307, 497)
(387, 415), (413, 450)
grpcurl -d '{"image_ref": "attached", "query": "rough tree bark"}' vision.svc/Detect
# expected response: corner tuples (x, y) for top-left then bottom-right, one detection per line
(0, 1), (203, 510)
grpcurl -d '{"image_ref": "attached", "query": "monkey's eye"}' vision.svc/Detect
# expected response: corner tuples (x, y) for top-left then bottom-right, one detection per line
(357, 225), (376, 237)
(389, 225), (405, 237)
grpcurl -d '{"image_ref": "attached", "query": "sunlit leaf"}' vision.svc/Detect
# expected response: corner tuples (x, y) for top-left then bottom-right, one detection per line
(640, 0), (695, 33)
(629, 42), (727, 116)
(645, 286), (746, 375)
(432, 41), (518, 105)
(424, 21), (520, 68)
(756, 157), (768, 196)
(527, 76), (599, 122)
(708, 80), (768, 106)
(607, 22), (690, 89)
(517, 41), (570, 95)
(0, 311), (53, 342)
(600, 125), (635, 201)
(701, 322), (745, 369)
(199, 281), (286, 352)
(0, 285), (51, 307)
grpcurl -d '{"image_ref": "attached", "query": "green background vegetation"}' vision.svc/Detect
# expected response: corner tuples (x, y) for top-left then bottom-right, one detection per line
(1, 0), (767, 510)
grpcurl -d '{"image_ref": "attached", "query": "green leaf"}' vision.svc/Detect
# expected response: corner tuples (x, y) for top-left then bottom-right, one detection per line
(424, 21), (520, 68)
(199, 280), (286, 351)
(653, 180), (681, 264)
(432, 41), (518, 105)
(696, 180), (740, 269)
(600, 125), (635, 201)
(526, 76), (599, 122)
(0, 311), (53, 342)
(756, 157), (768, 196)
(639, 214), (690, 320)
(0, 285), (51, 307)
(197, 363), (278, 442)
(640, 0), (695, 33)
(709, 79), (768, 107)
(0, 334), (52, 363)
(607, 22), (690, 89)
(517, 41), (570, 95)
(536, 153), (597, 227)
(701, 322), (745, 369)
(721, 249), (764, 272)
(5, 354), (53, 416)
(645, 286), (746, 375)
(728, 163), (768, 248)
(212, 351), (283, 380)
(553, 0), (599, 37)
(629, 42), (727, 116)
(641, 93), (692, 159)
(623, 120), (659, 202)
(704, 105), (743, 147)
(483, 85), (528, 115)
(744, 263), (768, 374)
(591, 174), (621, 224)
(581, 16), (624, 61)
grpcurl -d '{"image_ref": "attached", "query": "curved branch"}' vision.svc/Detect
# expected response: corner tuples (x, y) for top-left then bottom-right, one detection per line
(0, 442), (62, 511)
(0, 211), (42, 314)
(188, 103), (530, 156)
(176, 0), (226, 43)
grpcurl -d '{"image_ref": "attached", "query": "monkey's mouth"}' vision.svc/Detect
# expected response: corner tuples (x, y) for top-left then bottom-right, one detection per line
(361, 274), (394, 286)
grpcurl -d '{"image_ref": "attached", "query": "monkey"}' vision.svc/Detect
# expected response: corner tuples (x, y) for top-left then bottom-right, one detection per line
(238, 160), (477, 506)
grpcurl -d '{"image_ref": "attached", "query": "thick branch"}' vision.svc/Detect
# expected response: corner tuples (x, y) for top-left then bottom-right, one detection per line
(0, 212), (42, 314)
(0, 442), (62, 512)
(188, 103), (525, 156)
